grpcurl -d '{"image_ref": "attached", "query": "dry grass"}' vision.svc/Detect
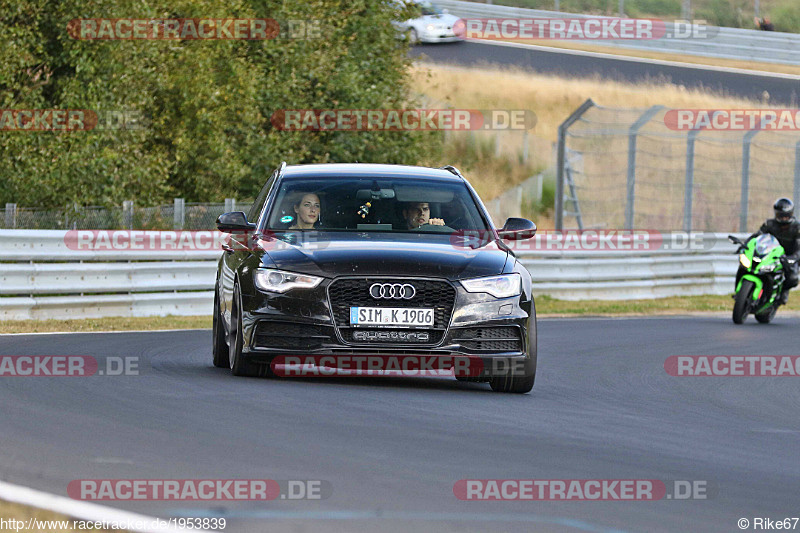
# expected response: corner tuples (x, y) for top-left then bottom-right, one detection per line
(411, 62), (764, 145)
(411, 63), (790, 229)
(536, 293), (800, 315)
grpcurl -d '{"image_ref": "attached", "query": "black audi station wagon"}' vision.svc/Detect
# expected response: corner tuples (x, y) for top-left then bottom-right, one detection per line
(213, 163), (538, 393)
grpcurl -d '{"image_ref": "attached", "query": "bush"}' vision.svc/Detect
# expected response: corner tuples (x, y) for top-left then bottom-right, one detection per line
(0, 0), (434, 208)
(770, 1), (800, 33)
(627, 0), (681, 17)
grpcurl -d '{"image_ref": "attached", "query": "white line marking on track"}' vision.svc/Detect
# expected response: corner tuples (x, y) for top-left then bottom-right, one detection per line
(0, 479), (186, 532)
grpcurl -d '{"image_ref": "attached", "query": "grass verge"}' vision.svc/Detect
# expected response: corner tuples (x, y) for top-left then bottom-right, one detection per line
(536, 294), (800, 315)
(2, 295), (799, 334)
(0, 315), (211, 334)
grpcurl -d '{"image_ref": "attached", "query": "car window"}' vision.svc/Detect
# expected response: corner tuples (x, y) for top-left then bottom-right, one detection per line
(247, 169), (277, 223)
(265, 177), (489, 234)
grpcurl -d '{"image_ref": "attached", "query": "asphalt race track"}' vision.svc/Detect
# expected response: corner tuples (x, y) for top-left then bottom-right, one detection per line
(1, 316), (799, 532)
(410, 41), (800, 105)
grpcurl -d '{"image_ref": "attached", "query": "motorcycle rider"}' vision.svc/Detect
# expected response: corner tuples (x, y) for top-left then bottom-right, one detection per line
(744, 198), (800, 305)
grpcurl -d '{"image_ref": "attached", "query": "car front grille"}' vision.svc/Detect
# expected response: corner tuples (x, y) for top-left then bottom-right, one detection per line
(253, 321), (332, 350)
(328, 278), (456, 346)
(450, 326), (523, 352)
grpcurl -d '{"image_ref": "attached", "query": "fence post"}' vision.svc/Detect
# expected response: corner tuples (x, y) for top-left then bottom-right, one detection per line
(123, 200), (134, 230)
(794, 140), (800, 209)
(683, 129), (700, 232)
(4, 203), (16, 229)
(174, 198), (185, 230)
(625, 105), (663, 230)
(740, 129), (760, 232)
(224, 198), (236, 213)
(556, 98), (595, 231)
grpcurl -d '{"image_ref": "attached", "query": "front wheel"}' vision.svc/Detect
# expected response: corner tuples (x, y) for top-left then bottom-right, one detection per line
(732, 280), (754, 324)
(489, 315), (537, 394)
(229, 284), (262, 377)
(755, 305), (777, 324)
(212, 286), (230, 368)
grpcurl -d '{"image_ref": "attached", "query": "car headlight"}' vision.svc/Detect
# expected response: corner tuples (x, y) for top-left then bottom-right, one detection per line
(254, 269), (323, 293)
(739, 254), (752, 269)
(460, 274), (522, 299)
(426, 24), (435, 31)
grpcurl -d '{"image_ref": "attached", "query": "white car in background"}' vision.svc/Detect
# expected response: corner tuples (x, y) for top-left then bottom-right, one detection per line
(396, 0), (465, 44)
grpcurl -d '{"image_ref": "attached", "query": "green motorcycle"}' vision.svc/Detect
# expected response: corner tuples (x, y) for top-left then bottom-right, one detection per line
(728, 234), (791, 324)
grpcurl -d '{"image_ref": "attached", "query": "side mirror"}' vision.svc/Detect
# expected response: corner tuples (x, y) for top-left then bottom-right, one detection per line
(498, 218), (537, 241)
(216, 211), (256, 233)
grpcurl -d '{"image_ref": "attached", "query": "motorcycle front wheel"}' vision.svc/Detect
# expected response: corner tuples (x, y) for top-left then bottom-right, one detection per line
(733, 280), (755, 324)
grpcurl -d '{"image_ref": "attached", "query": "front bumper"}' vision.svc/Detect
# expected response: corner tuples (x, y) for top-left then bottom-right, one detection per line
(419, 26), (464, 43)
(238, 277), (533, 373)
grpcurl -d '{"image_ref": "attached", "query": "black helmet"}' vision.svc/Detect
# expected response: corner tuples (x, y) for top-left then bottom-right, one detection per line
(774, 197), (795, 224)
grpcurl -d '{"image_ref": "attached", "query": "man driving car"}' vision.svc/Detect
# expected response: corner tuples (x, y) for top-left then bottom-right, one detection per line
(402, 202), (445, 229)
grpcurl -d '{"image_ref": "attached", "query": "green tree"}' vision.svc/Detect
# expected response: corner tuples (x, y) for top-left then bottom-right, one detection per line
(0, 0), (435, 207)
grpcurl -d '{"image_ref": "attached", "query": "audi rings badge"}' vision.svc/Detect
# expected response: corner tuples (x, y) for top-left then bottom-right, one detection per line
(369, 283), (416, 300)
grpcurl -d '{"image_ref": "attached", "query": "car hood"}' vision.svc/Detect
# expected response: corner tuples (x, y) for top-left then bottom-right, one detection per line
(260, 232), (508, 280)
(416, 14), (461, 26)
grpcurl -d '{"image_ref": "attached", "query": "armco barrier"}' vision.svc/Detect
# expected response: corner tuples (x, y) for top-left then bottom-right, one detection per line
(435, 0), (800, 66)
(0, 230), (745, 319)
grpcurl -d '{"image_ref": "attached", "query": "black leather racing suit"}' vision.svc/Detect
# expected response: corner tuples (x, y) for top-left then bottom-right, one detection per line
(740, 218), (800, 299)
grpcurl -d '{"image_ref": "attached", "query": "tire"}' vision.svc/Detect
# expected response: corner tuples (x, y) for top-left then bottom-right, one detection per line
(212, 285), (230, 368)
(408, 28), (419, 44)
(732, 280), (754, 324)
(755, 305), (777, 324)
(228, 283), (262, 377)
(489, 316), (537, 394)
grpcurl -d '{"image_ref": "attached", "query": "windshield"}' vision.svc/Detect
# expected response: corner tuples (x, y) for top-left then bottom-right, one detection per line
(418, 1), (442, 16)
(265, 176), (489, 235)
(755, 233), (779, 255)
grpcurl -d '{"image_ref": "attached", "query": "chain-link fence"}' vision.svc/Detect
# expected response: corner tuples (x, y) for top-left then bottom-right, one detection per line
(556, 100), (800, 231)
(1, 200), (253, 230)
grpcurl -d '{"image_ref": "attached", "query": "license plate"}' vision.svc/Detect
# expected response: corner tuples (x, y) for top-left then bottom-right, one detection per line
(350, 307), (434, 327)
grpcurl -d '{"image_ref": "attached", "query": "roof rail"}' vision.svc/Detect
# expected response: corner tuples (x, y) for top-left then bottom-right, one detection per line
(440, 165), (463, 178)
(278, 161), (287, 175)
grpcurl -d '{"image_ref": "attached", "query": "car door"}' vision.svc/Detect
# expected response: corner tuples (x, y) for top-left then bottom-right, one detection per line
(220, 169), (277, 322)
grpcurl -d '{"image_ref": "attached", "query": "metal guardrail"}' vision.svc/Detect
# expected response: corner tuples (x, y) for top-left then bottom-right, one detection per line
(0, 230), (746, 319)
(435, 0), (800, 66)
